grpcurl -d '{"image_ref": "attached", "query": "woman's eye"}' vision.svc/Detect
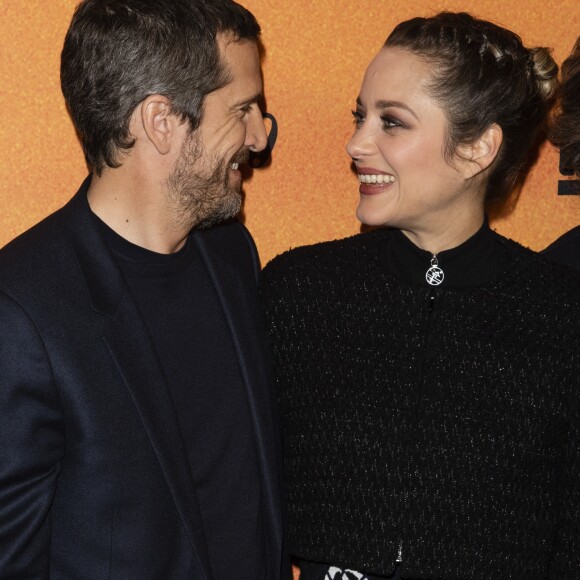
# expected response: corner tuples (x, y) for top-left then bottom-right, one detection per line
(351, 110), (364, 126)
(381, 115), (401, 129)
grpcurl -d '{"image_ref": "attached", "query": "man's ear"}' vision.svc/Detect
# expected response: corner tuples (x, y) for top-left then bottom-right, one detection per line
(140, 94), (179, 155)
(457, 123), (503, 178)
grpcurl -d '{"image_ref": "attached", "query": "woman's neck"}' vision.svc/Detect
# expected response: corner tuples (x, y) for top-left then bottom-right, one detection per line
(399, 207), (485, 255)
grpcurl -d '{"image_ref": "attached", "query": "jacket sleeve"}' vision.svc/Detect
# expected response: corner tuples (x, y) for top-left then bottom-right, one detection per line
(0, 290), (64, 577)
(552, 427), (580, 574)
(550, 334), (580, 577)
(237, 221), (261, 281)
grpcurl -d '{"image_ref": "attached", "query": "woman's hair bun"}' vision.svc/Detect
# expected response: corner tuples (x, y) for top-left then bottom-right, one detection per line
(529, 47), (559, 101)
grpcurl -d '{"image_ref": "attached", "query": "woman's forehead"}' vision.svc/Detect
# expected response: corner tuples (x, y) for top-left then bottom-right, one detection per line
(359, 47), (435, 107)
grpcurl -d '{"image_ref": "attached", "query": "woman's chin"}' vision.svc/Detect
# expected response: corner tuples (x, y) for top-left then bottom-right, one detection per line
(356, 205), (390, 228)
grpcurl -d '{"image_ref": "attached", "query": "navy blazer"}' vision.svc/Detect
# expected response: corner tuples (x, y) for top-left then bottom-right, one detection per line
(0, 179), (287, 579)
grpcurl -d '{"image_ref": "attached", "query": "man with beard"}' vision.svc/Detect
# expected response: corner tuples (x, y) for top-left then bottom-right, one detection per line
(0, 1), (288, 579)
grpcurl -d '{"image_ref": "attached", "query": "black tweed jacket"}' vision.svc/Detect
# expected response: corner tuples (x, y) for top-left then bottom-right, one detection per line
(261, 227), (580, 580)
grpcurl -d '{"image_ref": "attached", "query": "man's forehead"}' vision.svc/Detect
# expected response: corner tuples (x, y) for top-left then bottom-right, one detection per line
(217, 33), (260, 71)
(216, 36), (262, 98)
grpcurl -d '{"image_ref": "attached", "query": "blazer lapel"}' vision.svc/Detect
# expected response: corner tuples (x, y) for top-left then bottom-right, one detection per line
(193, 231), (284, 570)
(103, 305), (212, 580)
(62, 180), (212, 580)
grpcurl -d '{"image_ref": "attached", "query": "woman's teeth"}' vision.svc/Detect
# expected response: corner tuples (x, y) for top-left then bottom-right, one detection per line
(231, 162), (239, 170)
(358, 174), (396, 184)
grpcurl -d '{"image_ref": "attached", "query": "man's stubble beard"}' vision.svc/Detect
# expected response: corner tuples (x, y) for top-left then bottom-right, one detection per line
(166, 131), (245, 232)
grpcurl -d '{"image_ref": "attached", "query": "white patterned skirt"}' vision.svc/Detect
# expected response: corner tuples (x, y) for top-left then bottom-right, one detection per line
(298, 561), (401, 580)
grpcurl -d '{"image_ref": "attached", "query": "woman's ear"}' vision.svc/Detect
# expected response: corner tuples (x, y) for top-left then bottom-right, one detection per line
(457, 123), (503, 178)
(140, 94), (177, 155)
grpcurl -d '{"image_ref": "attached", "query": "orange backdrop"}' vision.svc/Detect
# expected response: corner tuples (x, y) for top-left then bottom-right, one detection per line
(0, 0), (578, 264)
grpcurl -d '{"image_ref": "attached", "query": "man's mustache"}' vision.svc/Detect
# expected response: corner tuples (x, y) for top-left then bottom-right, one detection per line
(231, 148), (249, 165)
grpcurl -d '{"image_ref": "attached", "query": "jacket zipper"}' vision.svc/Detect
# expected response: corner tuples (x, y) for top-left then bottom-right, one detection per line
(418, 289), (438, 382)
(398, 289), (438, 569)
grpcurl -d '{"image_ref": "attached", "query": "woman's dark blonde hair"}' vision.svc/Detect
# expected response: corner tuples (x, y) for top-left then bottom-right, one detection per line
(385, 12), (558, 206)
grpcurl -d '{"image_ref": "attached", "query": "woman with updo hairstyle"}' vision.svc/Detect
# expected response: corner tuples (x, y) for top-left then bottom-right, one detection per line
(262, 12), (580, 580)
(543, 36), (580, 271)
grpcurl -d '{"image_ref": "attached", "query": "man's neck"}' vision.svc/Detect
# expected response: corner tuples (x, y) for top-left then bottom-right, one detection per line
(87, 168), (189, 254)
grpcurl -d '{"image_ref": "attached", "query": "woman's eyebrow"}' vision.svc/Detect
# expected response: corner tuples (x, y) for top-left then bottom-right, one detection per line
(355, 96), (418, 120)
(374, 99), (418, 120)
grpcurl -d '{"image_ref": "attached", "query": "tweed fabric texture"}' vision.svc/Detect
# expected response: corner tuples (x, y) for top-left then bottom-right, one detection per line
(261, 228), (580, 579)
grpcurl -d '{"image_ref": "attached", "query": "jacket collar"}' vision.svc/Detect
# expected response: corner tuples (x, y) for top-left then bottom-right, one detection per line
(194, 230), (285, 575)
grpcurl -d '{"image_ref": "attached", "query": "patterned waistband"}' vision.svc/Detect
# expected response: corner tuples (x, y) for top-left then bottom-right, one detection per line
(298, 561), (401, 580)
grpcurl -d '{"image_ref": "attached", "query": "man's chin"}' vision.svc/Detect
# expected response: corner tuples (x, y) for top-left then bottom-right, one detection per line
(228, 166), (243, 190)
(195, 194), (242, 230)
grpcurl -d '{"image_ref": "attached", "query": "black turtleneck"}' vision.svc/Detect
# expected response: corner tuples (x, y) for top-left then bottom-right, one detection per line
(261, 219), (580, 579)
(93, 214), (265, 580)
(384, 220), (508, 288)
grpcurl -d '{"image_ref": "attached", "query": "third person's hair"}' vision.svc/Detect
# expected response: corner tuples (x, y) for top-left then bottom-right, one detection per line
(550, 37), (580, 177)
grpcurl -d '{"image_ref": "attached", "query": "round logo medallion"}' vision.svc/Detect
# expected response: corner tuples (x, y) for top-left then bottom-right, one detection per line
(426, 265), (444, 286)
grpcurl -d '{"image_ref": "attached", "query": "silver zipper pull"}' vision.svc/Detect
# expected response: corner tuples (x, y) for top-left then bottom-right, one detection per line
(395, 541), (403, 563)
(426, 252), (444, 286)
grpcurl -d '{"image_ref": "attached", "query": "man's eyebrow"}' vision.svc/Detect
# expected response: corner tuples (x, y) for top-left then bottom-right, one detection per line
(232, 92), (262, 108)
